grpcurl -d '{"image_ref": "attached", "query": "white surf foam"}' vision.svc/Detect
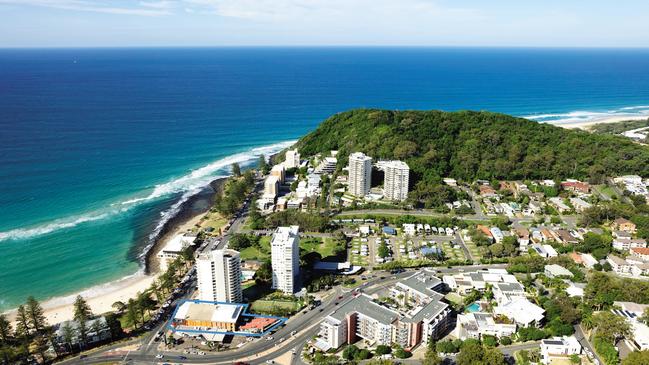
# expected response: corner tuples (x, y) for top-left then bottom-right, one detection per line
(0, 140), (296, 243)
(522, 105), (649, 124)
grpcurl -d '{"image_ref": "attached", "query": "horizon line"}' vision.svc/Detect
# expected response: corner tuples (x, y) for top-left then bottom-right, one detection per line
(2, 44), (649, 50)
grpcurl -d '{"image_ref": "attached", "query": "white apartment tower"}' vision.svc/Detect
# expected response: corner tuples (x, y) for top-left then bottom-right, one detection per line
(264, 175), (280, 198)
(284, 149), (301, 169)
(196, 249), (243, 303)
(348, 152), (372, 197)
(383, 161), (410, 201)
(271, 226), (300, 294)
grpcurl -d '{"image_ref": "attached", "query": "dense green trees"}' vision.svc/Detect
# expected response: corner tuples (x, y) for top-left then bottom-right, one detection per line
(585, 272), (649, 309)
(455, 342), (506, 365)
(296, 110), (649, 204)
(623, 350), (649, 365)
(213, 171), (256, 217)
(264, 210), (330, 232)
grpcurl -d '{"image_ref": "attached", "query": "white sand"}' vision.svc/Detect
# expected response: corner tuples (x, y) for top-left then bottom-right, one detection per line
(4, 272), (157, 325)
(548, 115), (648, 130)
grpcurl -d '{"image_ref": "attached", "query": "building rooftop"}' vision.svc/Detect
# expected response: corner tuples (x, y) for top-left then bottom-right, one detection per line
(397, 271), (444, 299)
(174, 301), (244, 324)
(545, 264), (574, 277)
(161, 233), (196, 254)
(328, 294), (399, 326)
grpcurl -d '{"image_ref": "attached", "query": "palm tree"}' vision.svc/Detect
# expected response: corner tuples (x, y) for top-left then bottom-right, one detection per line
(581, 314), (594, 331)
(136, 292), (156, 318)
(112, 301), (126, 314)
(125, 299), (140, 329)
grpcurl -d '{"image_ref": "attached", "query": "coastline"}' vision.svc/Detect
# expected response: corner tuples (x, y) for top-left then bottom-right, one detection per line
(547, 115), (648, 130)
(3, 177), (228, 326)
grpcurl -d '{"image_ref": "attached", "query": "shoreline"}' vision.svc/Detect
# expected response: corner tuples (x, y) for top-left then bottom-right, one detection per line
(3, 177), (228, 326)
(546, 115), (648, 130)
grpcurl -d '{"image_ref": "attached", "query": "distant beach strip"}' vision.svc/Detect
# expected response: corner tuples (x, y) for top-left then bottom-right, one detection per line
(523, 105), (649, 128)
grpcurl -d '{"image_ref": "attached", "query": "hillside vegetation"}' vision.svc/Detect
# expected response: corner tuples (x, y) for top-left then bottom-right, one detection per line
(295, 109), (649, 200)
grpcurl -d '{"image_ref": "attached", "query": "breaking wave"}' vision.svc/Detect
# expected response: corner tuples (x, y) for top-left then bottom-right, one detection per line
(521, 105), (649, 124)
(0, 140), (295, 243)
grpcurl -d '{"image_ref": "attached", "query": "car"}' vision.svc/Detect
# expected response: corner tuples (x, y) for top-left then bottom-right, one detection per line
(338, 295), (343, 300)
(197, 351), (205, 356)
(334, 302), (339, 305)
(319, 308), (324, 312)
(291, 330), (297, 336)
(155, 354), (164, 359)
(79, 355), (88, 359)
(266, 361), (275, 364)
(178, 356), (187, 360)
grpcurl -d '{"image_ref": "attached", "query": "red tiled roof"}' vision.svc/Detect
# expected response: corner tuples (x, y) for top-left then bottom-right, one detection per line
(631, 248), (649, 255)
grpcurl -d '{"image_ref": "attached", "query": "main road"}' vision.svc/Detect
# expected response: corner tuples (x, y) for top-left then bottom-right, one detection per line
(61, 264), (508, 365)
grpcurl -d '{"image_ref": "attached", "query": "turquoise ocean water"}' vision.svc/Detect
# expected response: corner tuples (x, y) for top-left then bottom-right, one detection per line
(1, 47), (649, 311)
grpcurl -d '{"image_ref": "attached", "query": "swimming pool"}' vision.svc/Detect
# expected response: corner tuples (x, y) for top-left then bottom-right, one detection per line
(467, 302), (480, 312)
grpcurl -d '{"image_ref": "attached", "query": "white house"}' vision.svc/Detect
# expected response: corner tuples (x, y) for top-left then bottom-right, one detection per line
(494, 298), (545, 327)
(544, 264), (573, 279)
(540, 336), (582, 365)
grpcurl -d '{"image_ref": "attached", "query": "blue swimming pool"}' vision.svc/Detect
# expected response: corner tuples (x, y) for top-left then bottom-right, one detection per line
(467, 302), (480, 312)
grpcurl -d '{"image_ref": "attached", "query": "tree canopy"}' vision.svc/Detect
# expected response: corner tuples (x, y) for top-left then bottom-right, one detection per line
(295, 110), (649, 197)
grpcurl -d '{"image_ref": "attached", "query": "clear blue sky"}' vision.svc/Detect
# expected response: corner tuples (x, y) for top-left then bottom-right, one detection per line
(1, 0), (648, 47)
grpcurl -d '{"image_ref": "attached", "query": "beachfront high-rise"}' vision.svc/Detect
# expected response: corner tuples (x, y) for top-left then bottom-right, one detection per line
(197, 249), (243, 303)
(270, 226), (300, 295)
(383, 160), (410, 201)
(284, 149), (301, 169)
(348, 152), (372, 197)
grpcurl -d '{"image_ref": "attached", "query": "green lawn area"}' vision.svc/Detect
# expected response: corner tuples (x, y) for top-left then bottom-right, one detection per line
(300, 237), (339, 258)
(463, 240), (483, 260)
(199, 212), (227, 232)
(596, 184), (619, 200)
(440, 241), (466, 261)
(250, 300), (301, 314)
(239, 236), (271, 261)
(444, 292), (463, 305)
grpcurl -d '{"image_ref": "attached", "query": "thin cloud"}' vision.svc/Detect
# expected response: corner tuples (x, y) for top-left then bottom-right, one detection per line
(0, 0), (173, 16)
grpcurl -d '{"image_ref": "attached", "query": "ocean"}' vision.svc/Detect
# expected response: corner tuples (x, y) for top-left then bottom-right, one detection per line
(1, 47), (649, 311)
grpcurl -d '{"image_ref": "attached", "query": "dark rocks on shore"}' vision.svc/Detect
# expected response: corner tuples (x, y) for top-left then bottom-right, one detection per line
(142, 177), (228, 274)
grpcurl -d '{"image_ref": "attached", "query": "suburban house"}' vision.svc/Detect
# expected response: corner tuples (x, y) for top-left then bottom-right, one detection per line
(454, 312), (517, 340)
(612, 218), (637, 233)
(540, 336), (582, 365)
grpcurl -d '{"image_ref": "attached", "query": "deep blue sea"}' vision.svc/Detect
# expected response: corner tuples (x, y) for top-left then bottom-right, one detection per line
(1, 47), (649, 311)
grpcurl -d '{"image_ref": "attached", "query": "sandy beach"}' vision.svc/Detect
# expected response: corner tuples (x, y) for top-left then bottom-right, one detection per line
(3, 179), (225, 326)
(548, 115), (648, 130)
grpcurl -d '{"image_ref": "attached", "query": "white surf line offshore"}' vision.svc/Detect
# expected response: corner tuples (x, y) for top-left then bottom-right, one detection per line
(0, 140), (296, 243)
(521, 105), (649, 124)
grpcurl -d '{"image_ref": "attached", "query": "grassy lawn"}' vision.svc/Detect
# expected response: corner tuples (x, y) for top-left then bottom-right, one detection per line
(596, 184), (619, 200)
(300, 237), (338, 258)
(196, 211), (228, 233)
(440, 241), (466, 261)
(250, 300), (301, 314)
(463, 240), (483, 260)
(239, 236), (271, 261)
(445, 292), (463, 305)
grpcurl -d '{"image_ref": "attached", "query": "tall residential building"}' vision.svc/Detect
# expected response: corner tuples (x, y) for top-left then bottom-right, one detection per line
(270, 164), (286, 184)
(284, 149), (301, 169)
(383, 160), (410, 201)
(264, 175), (280, 198)
(197, 249), (243, 303)
(348, 152), (372, 197)
(271, 226), (300, 294)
